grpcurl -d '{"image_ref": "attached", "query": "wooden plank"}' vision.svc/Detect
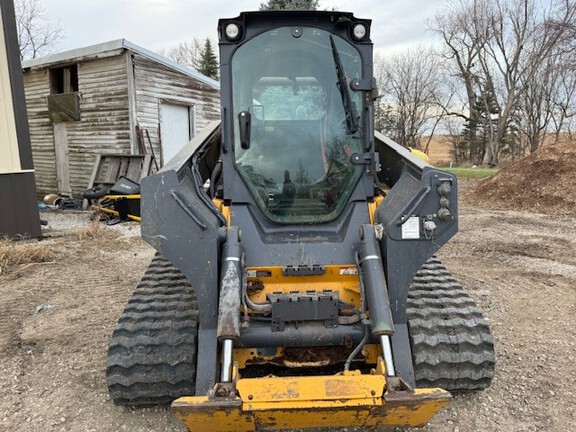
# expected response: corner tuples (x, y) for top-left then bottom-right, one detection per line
(126, 158), (141, 182)
(142, 154), (153, 178)
(126, 52), (138, 154)
(86, 153), (102, 189)
(87, 154), (150, 186)
(53, 122), (71, 196)
(105, 158), (120, 183)
(120, 157), (130, 178)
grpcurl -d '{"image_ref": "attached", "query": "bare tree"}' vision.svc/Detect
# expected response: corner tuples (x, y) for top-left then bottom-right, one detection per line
(430, 0), (502, 164)
(477, 0), (576, 165)
(430, 0), (493, 138)
(443, 115), (469, 164)
(547, 19), (576, 141)
(159, 38), (203, 69)
(15, 0), (63, 60)
(550, 60), (576, 141)
(376, 46), (445, 150)
(518, 57), (558, 153)
(432, 0), (576, 166)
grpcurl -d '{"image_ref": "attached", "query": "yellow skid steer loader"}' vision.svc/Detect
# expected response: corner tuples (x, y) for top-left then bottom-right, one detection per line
(106, 11), (494, 431)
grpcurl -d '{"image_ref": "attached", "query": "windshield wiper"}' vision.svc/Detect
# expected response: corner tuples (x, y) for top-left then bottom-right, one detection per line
(329, 35), (359, 135)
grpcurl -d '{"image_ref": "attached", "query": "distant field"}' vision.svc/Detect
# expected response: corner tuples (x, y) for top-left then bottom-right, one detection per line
(440, 166), (499, 179)
(425, 136), (453, 165)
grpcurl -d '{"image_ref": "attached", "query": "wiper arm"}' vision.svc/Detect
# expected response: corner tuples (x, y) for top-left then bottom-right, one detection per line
(329, 35), (359, 135)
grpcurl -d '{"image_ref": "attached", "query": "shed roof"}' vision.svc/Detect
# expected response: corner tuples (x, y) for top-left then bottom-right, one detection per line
(21, 39), (220, 90)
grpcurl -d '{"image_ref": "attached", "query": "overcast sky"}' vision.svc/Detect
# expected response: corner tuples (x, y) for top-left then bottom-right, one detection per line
(42, 0), (443, 56)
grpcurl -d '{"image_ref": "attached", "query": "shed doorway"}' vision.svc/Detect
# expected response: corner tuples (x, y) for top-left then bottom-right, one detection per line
(160, 102), (195, 165)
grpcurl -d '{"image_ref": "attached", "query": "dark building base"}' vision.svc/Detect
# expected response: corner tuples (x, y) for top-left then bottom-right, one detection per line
(0, 171), (42, 239)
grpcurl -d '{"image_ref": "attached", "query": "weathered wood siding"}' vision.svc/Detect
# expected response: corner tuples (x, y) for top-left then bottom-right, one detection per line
(66, 55), (130, 195)
(24, 54), (130, 197)
(23, 47), (220, 197)
(132, 53), (220, 164)
(23, 68), (55, 195)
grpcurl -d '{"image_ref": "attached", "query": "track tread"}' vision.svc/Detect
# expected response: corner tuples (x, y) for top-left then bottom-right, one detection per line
(106, 253), (198, 405)
(407, 259), (495, 391)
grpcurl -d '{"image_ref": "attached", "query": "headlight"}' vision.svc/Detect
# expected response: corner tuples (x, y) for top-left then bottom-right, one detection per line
(352, 23), (367, 40)
(225, 23), (241, 41)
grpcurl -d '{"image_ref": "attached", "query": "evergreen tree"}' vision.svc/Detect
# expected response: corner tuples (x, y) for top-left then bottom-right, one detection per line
(499, 105), (522, 159)
(197, 38), (219, 80)
(461, 91), (499, 165)
(259, 0), (319, 10)
(461, 98), (483, 164)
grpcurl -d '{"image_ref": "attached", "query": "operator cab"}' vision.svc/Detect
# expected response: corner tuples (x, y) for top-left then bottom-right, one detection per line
(220, 13), (375, 225)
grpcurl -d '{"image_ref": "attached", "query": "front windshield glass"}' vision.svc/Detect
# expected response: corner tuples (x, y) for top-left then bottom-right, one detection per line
(232, 27), (364, 223)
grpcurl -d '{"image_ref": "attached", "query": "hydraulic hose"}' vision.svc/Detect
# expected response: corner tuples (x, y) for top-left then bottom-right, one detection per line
(344, 323), (369, 371)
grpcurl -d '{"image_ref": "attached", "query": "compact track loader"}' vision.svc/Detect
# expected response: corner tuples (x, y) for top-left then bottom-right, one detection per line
(106, 11), (495, 431)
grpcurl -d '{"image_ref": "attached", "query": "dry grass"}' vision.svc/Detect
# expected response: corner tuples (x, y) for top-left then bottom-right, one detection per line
(77, 215), (121, 241)
(0, 238), (57, 275)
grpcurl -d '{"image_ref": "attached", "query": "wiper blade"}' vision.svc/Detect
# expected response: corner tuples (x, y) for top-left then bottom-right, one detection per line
(329, 35), (359, 135)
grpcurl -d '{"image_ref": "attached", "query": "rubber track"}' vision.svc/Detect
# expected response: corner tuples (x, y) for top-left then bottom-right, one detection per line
(106, 253), (199, 405)
(407, 257), (495, 391)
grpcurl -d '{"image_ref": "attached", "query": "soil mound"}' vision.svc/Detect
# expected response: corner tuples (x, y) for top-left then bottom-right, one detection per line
(463, 141), (576, 215)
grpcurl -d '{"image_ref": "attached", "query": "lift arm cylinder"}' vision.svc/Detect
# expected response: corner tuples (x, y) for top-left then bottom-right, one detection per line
(216, 226), (243, 341)
(358, 224), (394, 336)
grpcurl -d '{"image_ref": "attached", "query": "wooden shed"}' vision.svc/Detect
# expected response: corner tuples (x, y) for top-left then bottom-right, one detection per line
(21, 39), (220, 197)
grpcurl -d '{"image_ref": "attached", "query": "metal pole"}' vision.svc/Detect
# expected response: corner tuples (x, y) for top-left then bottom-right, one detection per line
(221, 339), (233, 382)
(380, 335), (396, 376)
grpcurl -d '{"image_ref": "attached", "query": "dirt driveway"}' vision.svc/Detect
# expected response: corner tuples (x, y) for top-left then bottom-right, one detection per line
(1, 205), (575, 432)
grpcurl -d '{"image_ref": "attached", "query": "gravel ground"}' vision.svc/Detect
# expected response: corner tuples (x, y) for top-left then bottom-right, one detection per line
(1, 205), (575, 432)
(39, 209), (141, 237)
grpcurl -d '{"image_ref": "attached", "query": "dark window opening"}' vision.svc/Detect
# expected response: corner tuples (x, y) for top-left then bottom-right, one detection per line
(47, 64), (81, 122)
(50, 64), (78, 94)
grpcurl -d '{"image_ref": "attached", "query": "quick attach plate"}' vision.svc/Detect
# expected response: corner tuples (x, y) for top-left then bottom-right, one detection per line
(267, 291), (339, 331)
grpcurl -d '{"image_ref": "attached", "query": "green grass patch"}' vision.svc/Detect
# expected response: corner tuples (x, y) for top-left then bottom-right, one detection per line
(439, 167), (499, 179)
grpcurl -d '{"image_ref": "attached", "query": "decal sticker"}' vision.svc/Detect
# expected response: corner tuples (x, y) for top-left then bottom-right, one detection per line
(402, 216), (420, 239)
